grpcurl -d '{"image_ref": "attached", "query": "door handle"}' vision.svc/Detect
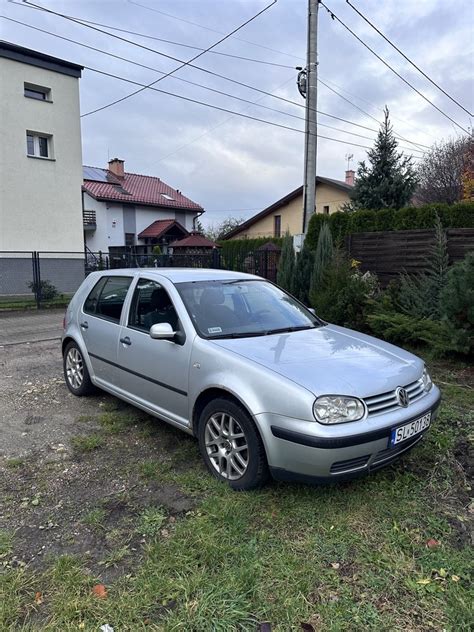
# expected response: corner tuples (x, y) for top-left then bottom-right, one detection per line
(80, 321), (89, 329)
(120, 336), (132, 346)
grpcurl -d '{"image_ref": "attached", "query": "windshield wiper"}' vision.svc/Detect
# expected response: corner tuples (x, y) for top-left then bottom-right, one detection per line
(262, 325), (316, 335)
(208, 331), (268, 339)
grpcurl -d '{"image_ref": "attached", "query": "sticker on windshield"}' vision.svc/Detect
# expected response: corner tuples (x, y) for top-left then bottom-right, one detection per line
(208, 326), (222, 334)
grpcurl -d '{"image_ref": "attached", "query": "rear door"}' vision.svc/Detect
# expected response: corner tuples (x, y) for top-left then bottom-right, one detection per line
(116, 277), (192, 427)
(80, 275), (133, 390)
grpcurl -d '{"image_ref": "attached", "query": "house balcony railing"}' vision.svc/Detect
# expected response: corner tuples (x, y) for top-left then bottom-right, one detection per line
(83, 209), (96, 230)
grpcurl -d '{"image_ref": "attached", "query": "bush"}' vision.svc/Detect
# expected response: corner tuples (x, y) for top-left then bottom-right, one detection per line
(310, 248), (378, 331)
(152, 245), (162, 255)
(304, 201), (474, 247)
(293, 241), (314, 305)
(348, 209), (378, 233)
(28, 279), (58, 301)
(218, 237), (283, 271)
(309, 223), (333, 304)
(276, 232), (295, 293)
(439, 252), (474, 355)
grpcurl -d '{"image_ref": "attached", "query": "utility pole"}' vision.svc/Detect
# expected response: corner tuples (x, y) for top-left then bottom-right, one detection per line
(302, 0), (319, 235)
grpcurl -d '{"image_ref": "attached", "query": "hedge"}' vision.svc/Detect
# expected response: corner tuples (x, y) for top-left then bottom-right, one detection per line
(305, 201), (474, 251)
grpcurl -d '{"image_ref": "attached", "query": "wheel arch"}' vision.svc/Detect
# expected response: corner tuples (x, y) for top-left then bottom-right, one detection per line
(191, 387), (254, 437)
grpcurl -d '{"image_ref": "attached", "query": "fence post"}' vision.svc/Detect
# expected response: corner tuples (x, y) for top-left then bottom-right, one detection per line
(31, 251), (41, 309)
(212, 247), (221, 269)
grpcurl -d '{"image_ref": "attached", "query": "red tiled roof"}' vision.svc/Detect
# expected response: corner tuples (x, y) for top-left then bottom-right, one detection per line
(170, 233), (220, 249)
(83, 166), (203, 211)
(138, 219), (188, 240)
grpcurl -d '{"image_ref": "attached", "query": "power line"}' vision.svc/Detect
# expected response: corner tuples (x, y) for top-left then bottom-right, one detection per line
(318, 77), (429, 151)
(4, 16), (397, 148)
(69, 0), (279, 117)
(319, 1), (470, 134)
(81, 64), (380, 151)
(26, 12), (296, 70)
(345, 0), (473, 117)
(126, 0), (303, 61)
(13, 0), (425, 148)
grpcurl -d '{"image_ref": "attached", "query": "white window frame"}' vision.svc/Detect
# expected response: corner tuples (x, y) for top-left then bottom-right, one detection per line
(26, 132), (53, 159)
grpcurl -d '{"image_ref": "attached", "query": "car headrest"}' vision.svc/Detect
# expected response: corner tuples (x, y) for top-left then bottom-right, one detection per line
(150, 288), (170, 310)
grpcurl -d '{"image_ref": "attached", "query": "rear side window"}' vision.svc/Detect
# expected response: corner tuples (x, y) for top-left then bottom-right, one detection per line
(83, 276), (132, 323)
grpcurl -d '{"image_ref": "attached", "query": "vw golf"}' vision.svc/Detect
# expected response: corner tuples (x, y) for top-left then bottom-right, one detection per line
(62, 269), (441, 490)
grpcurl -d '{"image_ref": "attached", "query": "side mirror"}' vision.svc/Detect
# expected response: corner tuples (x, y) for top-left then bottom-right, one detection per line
(149, 323), (175, 340)
(308, 307), (316, 315)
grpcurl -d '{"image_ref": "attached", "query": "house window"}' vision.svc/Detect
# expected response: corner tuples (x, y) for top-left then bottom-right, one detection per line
(24, 83), (51, 101)
(323, 205), (330, 215)
(125, 233), (135, 247)
(26, 132), (51, 158)
(274, 215), (281, 238)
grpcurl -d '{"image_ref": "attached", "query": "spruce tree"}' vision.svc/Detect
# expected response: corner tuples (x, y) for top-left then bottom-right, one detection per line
(293, 241), (314, 305)
(351, 107), (418, 210)
(276, 231), (295, 293)
(309, 223), (333, 305)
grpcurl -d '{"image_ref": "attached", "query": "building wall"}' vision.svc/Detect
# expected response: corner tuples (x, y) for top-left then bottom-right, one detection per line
(228, 183), (350, 239)
(0, 55), (84, 252)
(83, 192), (197, 252)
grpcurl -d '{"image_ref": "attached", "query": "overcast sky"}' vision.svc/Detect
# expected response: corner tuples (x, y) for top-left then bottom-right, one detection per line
(2, 0), (473, 227)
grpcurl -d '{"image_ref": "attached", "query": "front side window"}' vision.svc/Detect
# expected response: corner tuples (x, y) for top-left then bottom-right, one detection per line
(177, 279), (322, 339)
(128, 279), (178, 332)
(84, 276), (132, 323)
(26, 132), (51, 158)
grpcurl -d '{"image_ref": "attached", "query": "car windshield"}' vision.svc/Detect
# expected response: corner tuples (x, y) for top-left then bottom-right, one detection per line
(176, 279), (324, 339)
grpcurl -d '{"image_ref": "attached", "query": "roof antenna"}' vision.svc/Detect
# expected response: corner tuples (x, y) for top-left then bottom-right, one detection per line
(345, 153), (354, 170)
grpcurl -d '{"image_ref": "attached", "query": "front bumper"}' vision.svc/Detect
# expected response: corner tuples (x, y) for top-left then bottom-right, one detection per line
(255, 385), (441, 483)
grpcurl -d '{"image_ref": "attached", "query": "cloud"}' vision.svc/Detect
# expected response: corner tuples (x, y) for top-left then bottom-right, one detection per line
(3, 0), (472, 229)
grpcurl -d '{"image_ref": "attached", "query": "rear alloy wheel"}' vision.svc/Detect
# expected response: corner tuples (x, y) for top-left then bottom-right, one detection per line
(63, 341), (94, 396)
(198, 398), (269, 490)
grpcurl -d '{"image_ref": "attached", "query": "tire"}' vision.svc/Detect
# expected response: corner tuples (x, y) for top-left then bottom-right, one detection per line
(198, 397), (269, 491)
(63, 341), (95, 396)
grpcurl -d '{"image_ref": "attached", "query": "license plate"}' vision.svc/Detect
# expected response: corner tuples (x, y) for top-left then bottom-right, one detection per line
(390, 413), (431, 447)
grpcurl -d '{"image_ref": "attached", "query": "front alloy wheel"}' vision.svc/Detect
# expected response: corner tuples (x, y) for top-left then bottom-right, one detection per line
(204, 413), (249, 480)
(198, 398), (269, 491)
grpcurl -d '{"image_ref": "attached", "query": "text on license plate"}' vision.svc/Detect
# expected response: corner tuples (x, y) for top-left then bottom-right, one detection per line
(390, 413), (431, 447)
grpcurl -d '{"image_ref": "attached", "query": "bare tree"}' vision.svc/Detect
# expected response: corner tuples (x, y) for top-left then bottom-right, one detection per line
(416, 136), (472, 205)
(204, 217), (245, 241)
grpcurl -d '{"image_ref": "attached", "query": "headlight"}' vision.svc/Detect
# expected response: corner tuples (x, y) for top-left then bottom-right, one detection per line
(422, 367), (433, 392)
(313, 396), (366, 424)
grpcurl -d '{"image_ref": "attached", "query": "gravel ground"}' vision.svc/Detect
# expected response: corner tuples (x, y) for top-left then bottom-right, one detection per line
(0, 338), (198, 581)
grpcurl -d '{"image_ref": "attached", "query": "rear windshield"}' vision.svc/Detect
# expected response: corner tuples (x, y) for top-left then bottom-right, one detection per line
(176, 279), (323, 339)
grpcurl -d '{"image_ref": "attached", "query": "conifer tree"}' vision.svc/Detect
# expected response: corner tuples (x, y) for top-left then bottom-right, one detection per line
(350, 107), (417, 210)
(276, 232), (295, 293)
(309, 223), (333, 305)
(293, 241), (314, 305)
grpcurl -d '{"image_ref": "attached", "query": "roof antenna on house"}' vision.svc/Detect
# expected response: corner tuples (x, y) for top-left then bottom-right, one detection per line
(345, 153), (354, 170)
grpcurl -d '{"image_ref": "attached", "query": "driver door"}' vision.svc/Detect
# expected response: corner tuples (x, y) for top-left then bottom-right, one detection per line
(117, 277), (191, 427)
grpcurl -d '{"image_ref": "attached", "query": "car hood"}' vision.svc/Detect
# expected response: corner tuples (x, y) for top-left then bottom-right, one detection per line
(211, 324), (423, 398)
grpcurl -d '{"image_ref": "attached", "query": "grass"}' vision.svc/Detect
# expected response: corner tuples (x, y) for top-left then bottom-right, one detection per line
(82, 508), (107, 529)
(1, 358), (472, 631)
(5, 458), (24, 469)
(70, 434), (105, 453)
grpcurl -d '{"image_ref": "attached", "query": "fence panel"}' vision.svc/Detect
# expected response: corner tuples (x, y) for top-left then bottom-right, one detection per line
(0, 252), (35, 305)
(347, 228), (474, 285)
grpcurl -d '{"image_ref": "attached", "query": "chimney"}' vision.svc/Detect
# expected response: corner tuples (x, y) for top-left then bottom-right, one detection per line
(108, 158), (124, 178)
(345, 169), (355, 186)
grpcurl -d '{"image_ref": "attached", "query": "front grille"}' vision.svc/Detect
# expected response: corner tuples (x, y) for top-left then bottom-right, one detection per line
(330, 454), (370, 475)
(371, 434), (423, 467)
(364, 378), (426, 416)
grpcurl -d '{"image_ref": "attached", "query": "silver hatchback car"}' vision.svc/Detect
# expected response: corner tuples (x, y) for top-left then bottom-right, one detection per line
(62, 268), (441, 490)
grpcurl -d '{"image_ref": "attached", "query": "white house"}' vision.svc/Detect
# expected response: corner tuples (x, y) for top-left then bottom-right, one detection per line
(83, 158), (204, 261)
(0, 41), (85, 294)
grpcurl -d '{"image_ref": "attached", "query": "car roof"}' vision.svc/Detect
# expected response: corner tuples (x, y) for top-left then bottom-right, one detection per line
(92, 268), (261, 283)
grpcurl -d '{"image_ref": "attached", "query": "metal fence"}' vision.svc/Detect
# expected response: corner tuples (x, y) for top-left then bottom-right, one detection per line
(0, 248), (281, 308)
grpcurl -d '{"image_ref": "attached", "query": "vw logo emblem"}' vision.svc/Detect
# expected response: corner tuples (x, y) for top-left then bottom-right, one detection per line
(396, 387), (409, 408)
